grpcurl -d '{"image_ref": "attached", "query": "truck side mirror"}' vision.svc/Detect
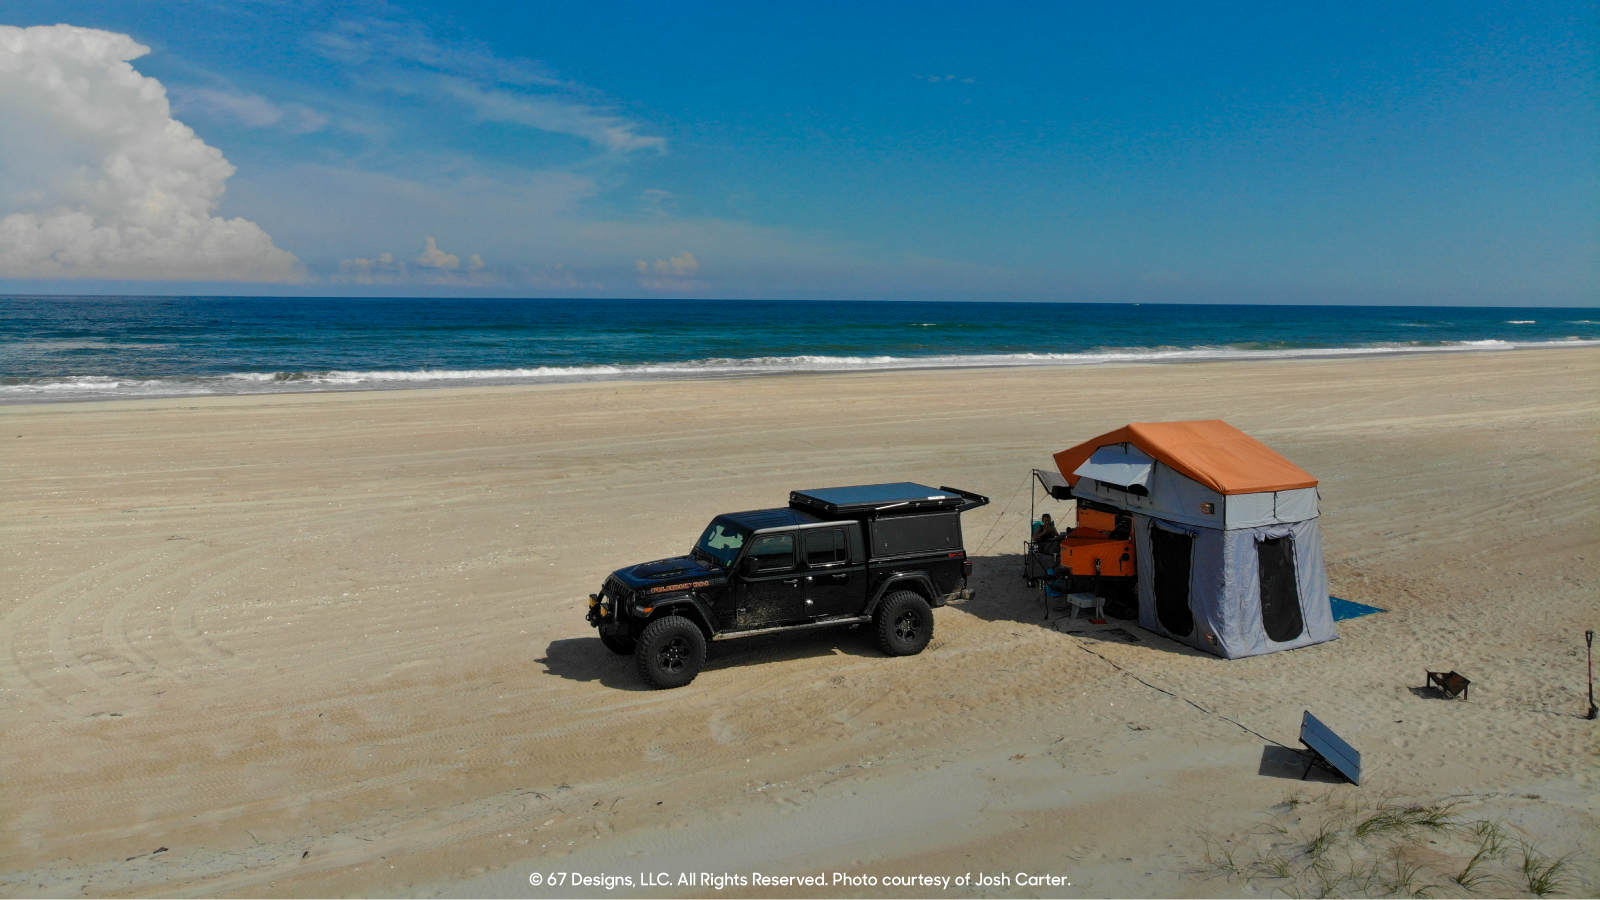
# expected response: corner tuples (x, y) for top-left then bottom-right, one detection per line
(740, 556), (760, 576)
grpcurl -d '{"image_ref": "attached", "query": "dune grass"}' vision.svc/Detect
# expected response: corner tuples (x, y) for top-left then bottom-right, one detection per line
(1198, 791), (1588, 898)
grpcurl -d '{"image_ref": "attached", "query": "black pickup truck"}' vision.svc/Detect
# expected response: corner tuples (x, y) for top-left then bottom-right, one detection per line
(585, 482), (989, 688)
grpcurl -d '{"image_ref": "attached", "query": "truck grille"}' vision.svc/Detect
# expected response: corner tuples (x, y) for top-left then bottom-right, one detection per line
(604, 576), (633, 604)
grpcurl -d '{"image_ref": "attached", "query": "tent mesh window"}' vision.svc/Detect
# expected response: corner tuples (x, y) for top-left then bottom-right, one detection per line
(1256, 535), (1304, 642)
(1149, 525), (1195, 637)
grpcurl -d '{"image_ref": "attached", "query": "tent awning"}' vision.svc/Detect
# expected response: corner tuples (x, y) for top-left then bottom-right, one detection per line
(1073, 443), (1154, 488)
(1032, 468), (1073, 499)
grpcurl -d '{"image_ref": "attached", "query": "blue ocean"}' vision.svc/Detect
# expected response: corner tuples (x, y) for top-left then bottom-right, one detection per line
(1, 296), (1595, 403)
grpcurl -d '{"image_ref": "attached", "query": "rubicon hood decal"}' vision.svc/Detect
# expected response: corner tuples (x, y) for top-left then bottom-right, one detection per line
(612, 556), (724, 591)
(650, 580), (712, 594)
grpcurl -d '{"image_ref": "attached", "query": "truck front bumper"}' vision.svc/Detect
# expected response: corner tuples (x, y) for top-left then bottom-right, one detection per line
(587, 589), (636, 639)
(585, 592), (607, 626)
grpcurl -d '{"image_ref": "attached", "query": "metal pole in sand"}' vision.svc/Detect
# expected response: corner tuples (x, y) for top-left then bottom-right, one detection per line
(1586, 630), (1597, 721)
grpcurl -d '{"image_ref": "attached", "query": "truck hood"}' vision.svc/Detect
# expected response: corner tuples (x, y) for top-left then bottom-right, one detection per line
(611, 555), (726, 593)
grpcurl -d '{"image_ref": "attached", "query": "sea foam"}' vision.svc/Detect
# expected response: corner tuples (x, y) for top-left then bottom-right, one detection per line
(5, 339), (1595, 403)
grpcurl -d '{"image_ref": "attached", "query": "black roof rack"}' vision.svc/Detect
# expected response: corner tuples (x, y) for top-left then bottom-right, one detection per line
(789, 482), (989, 517)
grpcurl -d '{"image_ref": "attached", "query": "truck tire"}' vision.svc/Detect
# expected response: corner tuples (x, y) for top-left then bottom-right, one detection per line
(874, 591), (933, 656)
(635, 616), (706, 689)
(600, 634), (636, 655)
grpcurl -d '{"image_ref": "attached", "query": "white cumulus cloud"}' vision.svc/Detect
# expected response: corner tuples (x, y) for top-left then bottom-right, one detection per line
(415, 236), (459, 269)
(335, 251), (407, 284)
(0, 24), (301, 281)
(336, 237), (492, 286)
(637, 251), (698, 277)
(635, 251), (702, 291)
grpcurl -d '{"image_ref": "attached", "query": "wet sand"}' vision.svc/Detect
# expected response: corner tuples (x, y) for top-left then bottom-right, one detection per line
(2, 347), (1596, 897)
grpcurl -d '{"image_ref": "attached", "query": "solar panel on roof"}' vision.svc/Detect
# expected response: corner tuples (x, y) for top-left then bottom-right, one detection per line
(800, 483), (955, 505)
(789, 482), (966, 515)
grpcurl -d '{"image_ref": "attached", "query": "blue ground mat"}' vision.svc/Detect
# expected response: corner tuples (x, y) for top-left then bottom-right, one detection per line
(1330, 596), (1386, 621)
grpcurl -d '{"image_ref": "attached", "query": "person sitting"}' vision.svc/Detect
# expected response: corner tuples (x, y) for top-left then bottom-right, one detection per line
(1032, 513), (1060, 542)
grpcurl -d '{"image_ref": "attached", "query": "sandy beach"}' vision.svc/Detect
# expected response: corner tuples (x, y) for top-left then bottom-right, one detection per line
(2, 347), (1597, 898)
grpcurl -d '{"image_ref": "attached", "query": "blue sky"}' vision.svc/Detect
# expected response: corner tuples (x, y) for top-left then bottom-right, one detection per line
(0, 1), (1594, 303)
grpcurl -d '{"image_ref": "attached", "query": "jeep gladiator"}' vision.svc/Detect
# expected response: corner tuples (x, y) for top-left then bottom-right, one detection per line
(585, 482), (989, 688)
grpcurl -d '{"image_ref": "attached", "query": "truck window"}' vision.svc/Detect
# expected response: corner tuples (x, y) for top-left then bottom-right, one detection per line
(747, 533), (797, 572)
(804, 529), (847, 565)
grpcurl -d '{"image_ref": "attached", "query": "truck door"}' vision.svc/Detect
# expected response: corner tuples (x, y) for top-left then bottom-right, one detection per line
(802, 526), (866, 618)
(737, 532), (807, 627)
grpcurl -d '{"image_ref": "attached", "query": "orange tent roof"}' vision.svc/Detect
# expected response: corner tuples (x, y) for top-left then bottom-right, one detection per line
(1053, 420), (1317, 496)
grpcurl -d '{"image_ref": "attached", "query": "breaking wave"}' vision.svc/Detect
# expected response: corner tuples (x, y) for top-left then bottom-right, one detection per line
(4, 338), (1596, 403)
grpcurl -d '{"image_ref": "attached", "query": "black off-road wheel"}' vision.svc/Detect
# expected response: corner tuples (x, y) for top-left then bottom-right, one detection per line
(874, 591), (933, 656)
(600, 634), (636, 655)
(634, 616), (706, 689)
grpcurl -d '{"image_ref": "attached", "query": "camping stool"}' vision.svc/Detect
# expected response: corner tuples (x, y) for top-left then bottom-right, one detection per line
(1426, 670), (1471, 700)
(1066, 592), (1104, 620)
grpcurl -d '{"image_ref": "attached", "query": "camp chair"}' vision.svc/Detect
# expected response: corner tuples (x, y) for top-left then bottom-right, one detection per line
(1035, 562), (1076, 621)
(1038, 573), (1069, 620)
(1425, 670), (1471, 700)
(1023, 537), (1062, 586)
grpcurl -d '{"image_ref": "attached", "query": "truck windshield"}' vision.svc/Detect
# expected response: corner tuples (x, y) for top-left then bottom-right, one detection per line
(693, 519), (750, 568)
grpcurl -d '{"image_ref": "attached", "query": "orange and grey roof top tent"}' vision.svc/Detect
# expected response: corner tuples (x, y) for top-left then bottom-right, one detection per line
(1054, 420), (1317, 495)
(1051, 420), (1336, 659)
